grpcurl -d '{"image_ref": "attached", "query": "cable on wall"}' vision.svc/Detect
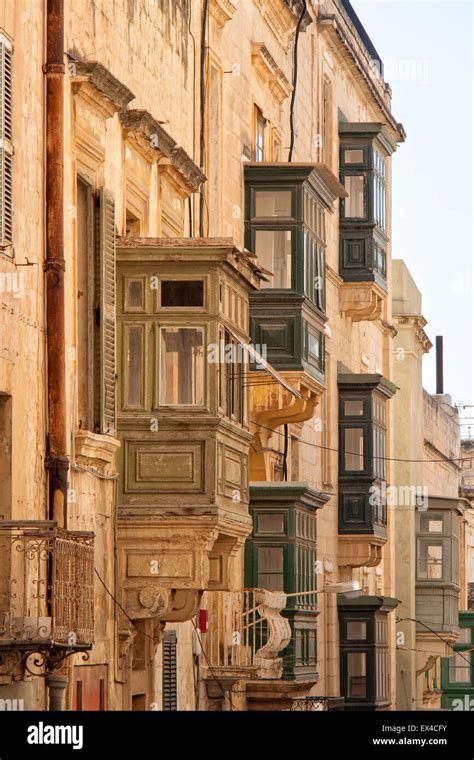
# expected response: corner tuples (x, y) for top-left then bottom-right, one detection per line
(288, 0), (307, 162)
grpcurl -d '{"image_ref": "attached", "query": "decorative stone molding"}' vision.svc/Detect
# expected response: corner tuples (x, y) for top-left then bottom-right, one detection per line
(71, 60), (135, 117)
(254, 0), (311, 51)
(119, 110), (206, 192)
(250, 371), (324, 480)
(339, 281), (385, 322)
(251, 42), (292, 103)
(209, 0), (237, 29)
(338, 535), (386, 568)
(74, 431), (120, 476)
(117, 515), (251, 623)
(317, 12), (405, 143)
(393, 315), (432, 356)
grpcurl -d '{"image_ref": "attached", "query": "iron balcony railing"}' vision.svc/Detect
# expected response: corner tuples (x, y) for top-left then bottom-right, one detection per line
(200, 589), (291, 679)
(291, 696), (345, 711)
(0, 521), (94, 649)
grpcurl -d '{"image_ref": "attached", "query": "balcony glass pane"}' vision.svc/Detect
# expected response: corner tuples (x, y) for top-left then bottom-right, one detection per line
(159, 327), (204, 405)
(344, 399), (364, 416)
(344, 427), (364, 471)
(128, 280), (144, 308)
(448, 653), (471, 683)
(255, 230), (292, 288)
(255, 190), (292, 218)
(127, 326), (143, 406)
(257, 546), (284, 591)
(347, 621), (367, 641)
(347, 652), (367, 697)
(345, 149), (364, 164)
(344, 175), (365, 218)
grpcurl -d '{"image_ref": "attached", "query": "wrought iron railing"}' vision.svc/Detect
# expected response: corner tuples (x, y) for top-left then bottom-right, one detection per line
(200, 589), (291, 679)
(0, 521), (94, 649)
(291, 696), (345, 711)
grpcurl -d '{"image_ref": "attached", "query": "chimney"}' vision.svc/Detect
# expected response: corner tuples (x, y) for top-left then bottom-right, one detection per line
(435, 336), (444, 395)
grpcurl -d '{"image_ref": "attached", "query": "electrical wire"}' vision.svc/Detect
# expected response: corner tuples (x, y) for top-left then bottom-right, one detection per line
(397, 616), (473, 668)
(250, 417), (470, 466)
(288, 0), (307, 161)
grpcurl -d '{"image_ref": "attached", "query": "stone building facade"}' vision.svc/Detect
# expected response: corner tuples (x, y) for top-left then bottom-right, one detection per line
(1, 0), (464, 712)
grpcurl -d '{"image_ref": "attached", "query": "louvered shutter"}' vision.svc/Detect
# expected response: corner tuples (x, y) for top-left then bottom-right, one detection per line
(97, 189), (116, 435)
(162, 630), (177, 711)
(0, 35), (13, 246)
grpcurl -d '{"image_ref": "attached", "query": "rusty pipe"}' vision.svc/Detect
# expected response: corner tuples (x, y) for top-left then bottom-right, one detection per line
(44, 0), (68, 527)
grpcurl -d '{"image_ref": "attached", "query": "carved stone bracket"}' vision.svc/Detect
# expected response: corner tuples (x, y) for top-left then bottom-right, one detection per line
(338, 535), (386, 569)
(339, 281), (385, 322)
(254, 590), (291, 679)
(250, 371), (324, 480)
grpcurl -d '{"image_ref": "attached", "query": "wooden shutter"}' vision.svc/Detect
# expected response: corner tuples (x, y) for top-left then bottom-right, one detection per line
(96, 189), (116, 435)
(0, 35), (13, 246)
(162, 630), (177, 711)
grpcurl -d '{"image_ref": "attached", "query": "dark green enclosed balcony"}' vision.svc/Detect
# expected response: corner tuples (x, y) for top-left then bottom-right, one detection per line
(245, 482), (330, 682)
(338, 371), (397, 537)
(244, 163), (345, 385)
(338, 595), (398, 710)
(339, 123), (397, 289)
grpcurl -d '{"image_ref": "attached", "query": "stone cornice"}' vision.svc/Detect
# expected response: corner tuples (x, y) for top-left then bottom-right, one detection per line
(393, 314), (432, 355)
(209, 0), (237, 28)
(71, 60), (135, 117)
(254, 0), (312, 51)
(317, 10), (405, 143)
(251, 42), (292, 103)
(119, 110), (206, 192)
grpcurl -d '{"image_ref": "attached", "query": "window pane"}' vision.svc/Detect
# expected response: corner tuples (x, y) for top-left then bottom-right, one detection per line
(427, 545), (443, 579)
(257, 546), (284, 591)
(428, 519), (443, 533)
(128, 281), (143, 308)
(448, 653), (471, 683)
(347, 622), (367, 641)
(255, 230), (292, 289)
(161, 280), (204, 307)
(344, 428), (364, 471)
(257, 514), (285, 534)
(255, 190), (292, 218)
(345, 149), (364, 164)
(127, 326), (143, 406)
(344, 399), (364, 416)
(160, 328), (204, 405)
(347, 652), (367, 697)
(344, 175), (365, 218)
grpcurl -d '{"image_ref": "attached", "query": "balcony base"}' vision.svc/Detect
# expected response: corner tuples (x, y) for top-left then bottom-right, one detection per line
(245, 679), (317, 711)
(338, 534), (387, 568)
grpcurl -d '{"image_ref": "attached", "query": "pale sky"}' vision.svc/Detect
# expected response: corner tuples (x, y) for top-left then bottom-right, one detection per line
(350, 0), (473, 432)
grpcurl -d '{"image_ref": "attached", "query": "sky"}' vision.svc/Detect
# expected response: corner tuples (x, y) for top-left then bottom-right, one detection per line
(350, 0), (473, 431)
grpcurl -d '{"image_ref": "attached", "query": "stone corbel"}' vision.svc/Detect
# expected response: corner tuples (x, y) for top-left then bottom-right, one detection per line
(74, 431), (120, 476)
(339, 282), (385, 322)
(251, 377), (322, 479)
(338, 535), (386, 568)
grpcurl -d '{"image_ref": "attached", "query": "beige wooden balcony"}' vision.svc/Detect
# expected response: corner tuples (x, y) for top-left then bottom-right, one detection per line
(199, 588), (291, 684)
(0, 521), (94, 651)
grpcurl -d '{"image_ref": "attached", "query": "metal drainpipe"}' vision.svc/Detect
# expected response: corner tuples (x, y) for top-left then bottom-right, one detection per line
(44, 0), (68, 529)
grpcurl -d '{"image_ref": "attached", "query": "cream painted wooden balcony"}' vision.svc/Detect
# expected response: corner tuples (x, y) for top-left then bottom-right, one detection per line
(199, 588), (291, 690)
